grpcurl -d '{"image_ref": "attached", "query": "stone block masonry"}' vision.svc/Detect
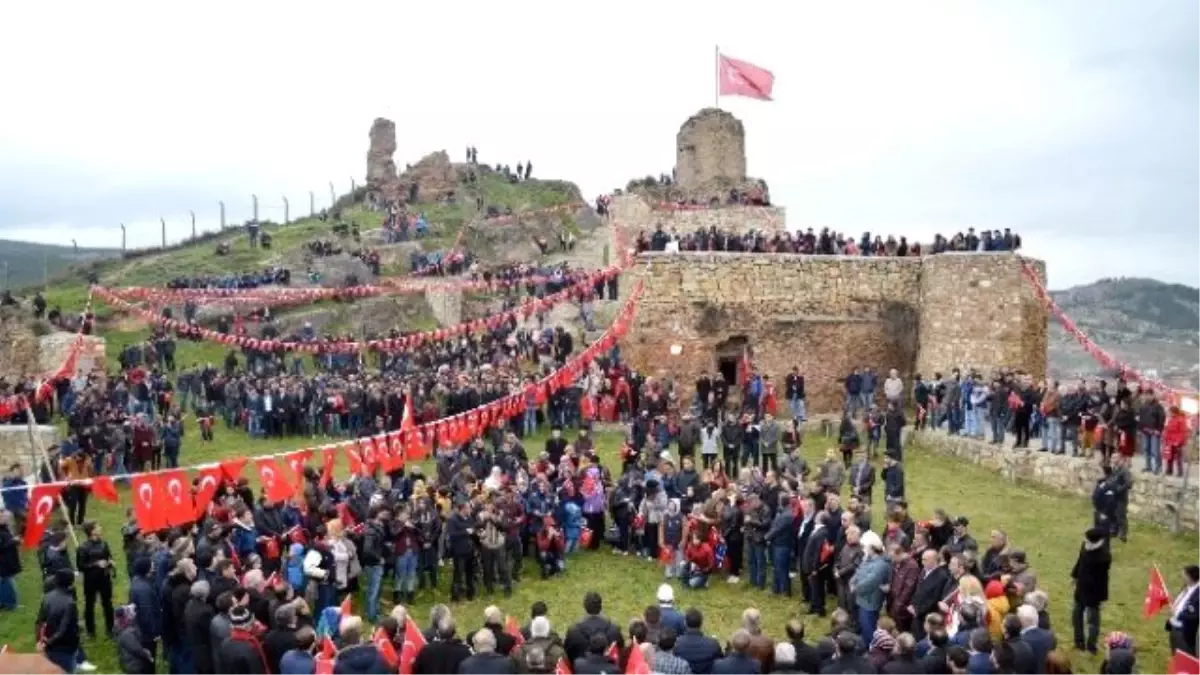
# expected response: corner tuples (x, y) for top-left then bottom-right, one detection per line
(607, 195), (786, 237)
(623, 251), (1048, 414)
(0, 425), (59, 476)
(917, 428), (1198, 532)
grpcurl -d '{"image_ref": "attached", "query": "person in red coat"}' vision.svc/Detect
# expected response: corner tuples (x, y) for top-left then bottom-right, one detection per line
(1162, 406), (1192, 477)
(535, 517), (565, 579)
(762, 376), (778, 417)
(682, 531), (715, 589)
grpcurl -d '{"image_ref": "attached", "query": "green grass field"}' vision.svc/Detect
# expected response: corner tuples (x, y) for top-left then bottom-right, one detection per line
(2, 420), (1194, 673)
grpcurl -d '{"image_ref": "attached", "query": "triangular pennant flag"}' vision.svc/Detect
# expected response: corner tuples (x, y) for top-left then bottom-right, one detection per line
(23, 484), (64, 549)
(89, 475), (120, 504)
(220, 457), (248, 483)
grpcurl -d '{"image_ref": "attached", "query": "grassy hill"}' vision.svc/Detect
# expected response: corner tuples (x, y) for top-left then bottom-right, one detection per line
(0, 239), (118, 289)
(1048, 277), (1199, 388)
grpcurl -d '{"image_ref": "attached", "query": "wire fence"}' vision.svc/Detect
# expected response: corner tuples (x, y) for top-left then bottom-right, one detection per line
(113, 177), (368, 258)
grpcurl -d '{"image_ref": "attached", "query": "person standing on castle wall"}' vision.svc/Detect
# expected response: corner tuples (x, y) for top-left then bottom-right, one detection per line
(943, 370), (964, 435)
(988, 378), (1011, 445)
(785, 368), (806, 422)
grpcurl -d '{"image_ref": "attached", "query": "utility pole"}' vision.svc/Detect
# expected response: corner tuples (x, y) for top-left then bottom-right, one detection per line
(309, 190), (315, 217)
(161, 217), (167, 248)
(219, 201), (226, 229)
(42, 253), (48, 288)
(328, 182), (336, 208)
(190, 210), (196, 239)
(282, 196), (290, 224)
(252, 194), (259, 222)
(120, 224), (126, 252)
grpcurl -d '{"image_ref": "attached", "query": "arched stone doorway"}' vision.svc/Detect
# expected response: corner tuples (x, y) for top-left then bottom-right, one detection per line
(714, 335), (750, 385)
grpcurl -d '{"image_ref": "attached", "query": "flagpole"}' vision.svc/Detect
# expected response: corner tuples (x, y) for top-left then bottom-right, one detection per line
(714, 45), (720, 108)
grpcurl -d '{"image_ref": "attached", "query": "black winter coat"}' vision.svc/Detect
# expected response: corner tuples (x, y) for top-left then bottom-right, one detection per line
(1071, 540), (1112, 605)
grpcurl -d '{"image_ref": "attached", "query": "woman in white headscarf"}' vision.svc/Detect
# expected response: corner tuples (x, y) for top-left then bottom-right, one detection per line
(484, 466), (505, 492)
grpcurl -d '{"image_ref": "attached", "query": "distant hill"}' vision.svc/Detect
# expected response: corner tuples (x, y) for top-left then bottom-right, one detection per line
(1048, 277), (1199, 389)
(0, 239), (118, 290)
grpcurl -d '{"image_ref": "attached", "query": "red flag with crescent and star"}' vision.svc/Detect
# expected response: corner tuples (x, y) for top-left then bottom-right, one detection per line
(130, 473), (169, 532)
(23, 484), (64, 548)
(283, 449), (313, 493)
(320, 446), (337, 488)
(193, 466), (224, 519)
(399, 616), (426, 675)
(159, 469), (194, 527)
(255, 457), (296, 503)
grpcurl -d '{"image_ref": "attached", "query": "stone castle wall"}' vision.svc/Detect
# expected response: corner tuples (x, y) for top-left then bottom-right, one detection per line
(609, 195), (786, 237)
(0, 425), (59, 476)
(917, 430), (1198, 531)
(623, 250), (1047, 413)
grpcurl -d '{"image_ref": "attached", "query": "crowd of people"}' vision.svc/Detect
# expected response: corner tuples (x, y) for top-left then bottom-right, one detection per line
(6, 352), (1197, 674)
(636, 226), (1023, 257)
(164, 268), (293, 291)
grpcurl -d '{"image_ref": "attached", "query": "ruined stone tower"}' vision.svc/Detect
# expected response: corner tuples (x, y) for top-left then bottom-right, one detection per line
(366, 117), (399, 202)
(675, 108), (747, 198)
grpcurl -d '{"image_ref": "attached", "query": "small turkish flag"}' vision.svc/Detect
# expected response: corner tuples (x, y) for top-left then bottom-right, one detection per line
(373, 627), (399, 667)
(320, 446), (337, 488)
(159, 469), (194, 527)
(399, 617), (426, 675)
(130, 473), (168, 532)
(23, 484), (64, 549)
(283, 449), (312, 492)
(255, 457), (295, 503)
(320, 636), (337, 660)
(1171, 650), (1200, 675)
(554, 657), (573, 675)
(505, 615), (525, 647)
(193, 466), (223, 519)
(89, 476), (120, 504)
(624, 638), (651, 675)
(1145, 565), (1172, 618)
(344, 441), (364, 476)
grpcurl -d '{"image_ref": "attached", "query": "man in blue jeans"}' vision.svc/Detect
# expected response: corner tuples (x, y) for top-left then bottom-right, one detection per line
(766, 495), (796, 596)
(360, 509), (390, 623)
(1138, 392), (1166, 474)
(850, 534), (891, 646)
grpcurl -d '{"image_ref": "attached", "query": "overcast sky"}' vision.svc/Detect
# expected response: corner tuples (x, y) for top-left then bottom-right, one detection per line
(1, 1), (1196, 289)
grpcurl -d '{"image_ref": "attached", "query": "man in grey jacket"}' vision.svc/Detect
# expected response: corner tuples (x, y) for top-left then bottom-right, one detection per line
(760, 414), (781, 473)
(883, 369), (904, 407)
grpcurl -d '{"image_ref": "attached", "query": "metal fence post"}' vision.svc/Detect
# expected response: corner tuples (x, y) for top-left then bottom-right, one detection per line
(161, 217), (167, 248)
(190, 210), (196, 239)
(309, 191), (315, 217)
(120, 224), (126, 252)
(282, 196), (290, 224)
(219, 201), (226, 229)
(328, 182), (336, 208)
(252, 194), (259, 223)
(350, 177), (356, 193)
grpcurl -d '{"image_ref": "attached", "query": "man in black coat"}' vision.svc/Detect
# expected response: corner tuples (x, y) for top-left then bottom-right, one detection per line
(413, 616), (472, 675)
(820, 631), (876, 674)
(785, 619), (822, 675)
(1168, 564), (1200, 656)
(128, 556), (162, 664)
(36, 569), (81, 674)
(184, 581), (217, 674)
(217, 606), (270, 674)
(1001, 615), (1036, 675)
(801, 512), (832, 616)
(1069, 527), (1111, 653)
(447, 500), (478, 602)
(910, 549), (953, 640)
(459, 628), (516, 674)
(564, 592), (623, 664)
(673, 608), (723, 675)
(573, 633), (619, 674)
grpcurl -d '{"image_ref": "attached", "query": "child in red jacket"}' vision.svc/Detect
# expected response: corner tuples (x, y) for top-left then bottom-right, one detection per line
(1162, 406), (1192, 477)
(682, 530), (715, 589)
